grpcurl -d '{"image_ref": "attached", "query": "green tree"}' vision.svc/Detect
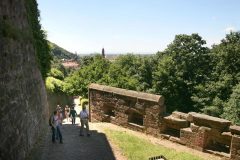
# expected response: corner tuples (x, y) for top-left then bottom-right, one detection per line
(103, 54), (153, 92)
(222, 83), (240, 125)
(153, 34), (210, 112)
(104, 54), (140, 90)
(193, 32), (240, 117)
(64, 55), (110, 97)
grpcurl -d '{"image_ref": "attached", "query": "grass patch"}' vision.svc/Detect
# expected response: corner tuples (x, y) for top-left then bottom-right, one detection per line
(105, 129), (203, 160)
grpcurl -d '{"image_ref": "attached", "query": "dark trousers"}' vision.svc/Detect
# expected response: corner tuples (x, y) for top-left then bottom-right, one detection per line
(71, 117), (76, 124)
(80, 119), (89, 135)
(52, 126), (62, 142)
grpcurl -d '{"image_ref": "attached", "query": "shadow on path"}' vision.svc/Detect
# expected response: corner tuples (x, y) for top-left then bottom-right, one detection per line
(39, 123), (116, 160)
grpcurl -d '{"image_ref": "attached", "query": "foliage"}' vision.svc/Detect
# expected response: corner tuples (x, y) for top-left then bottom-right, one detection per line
(80, 98), (89, 107)
(64, 55), (110, 97)
(0, 17), (32, 41)
(105, 129), (203, 160)
(47, 68), (64, 80)
(103, 54), (153, 91)
(61, 32), (240, 124)
(152, 33), (210, 112)
(25, 0), (52, 79)
(222, 83), (240, 125)
(79, 55), (95, 67)
(192, 32), (240, 119)
(45, 77), (65, 93)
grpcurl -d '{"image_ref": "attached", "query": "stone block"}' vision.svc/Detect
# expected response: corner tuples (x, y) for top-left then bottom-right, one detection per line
(207, 128), (232, 146)
(172, 111), (188, 120)
(230, 125), (240, 135)
(180, 128), (195, 147)
(231, 135), (240, 160)
(163, 116), (189, 129)
(169, 136), (181, 144)
(190, 123), (200, 132)
(189, 112), (231, 132)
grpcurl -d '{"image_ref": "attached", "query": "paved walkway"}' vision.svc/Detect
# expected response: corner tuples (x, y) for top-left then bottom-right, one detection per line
(37, 99), (116, 160)
(39, 122), (116, 160)
(30, 98), (221, 160)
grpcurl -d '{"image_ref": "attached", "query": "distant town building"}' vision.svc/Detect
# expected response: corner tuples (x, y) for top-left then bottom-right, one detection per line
(102, 48), (105, 58)
(61, 59), (79, 68)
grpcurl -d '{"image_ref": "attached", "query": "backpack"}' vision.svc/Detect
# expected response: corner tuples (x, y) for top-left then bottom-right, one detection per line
(49, 115), (53, 126)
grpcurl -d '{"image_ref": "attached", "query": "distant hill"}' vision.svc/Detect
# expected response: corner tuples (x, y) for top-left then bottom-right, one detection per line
(48, 41), (79, 60)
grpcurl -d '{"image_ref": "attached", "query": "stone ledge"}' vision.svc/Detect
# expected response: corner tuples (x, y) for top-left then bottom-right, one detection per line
(230, 125), (240, 135)
(205, 149), (230, 158)
(164, 116), (189, 129)
(128, 122), (145, 129)
(172, 111), (188, 120)
(89, 83), (164, 105)
(189, 112), (231, 131)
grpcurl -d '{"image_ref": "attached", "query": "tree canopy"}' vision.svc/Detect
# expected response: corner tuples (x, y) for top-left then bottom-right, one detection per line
(48, 32), (240, 125)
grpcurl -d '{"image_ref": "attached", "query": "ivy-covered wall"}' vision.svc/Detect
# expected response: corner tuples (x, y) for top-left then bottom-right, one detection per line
(0, 0), (50, 159)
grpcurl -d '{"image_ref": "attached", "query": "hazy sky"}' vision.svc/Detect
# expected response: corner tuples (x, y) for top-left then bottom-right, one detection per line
(37, 0), (240, 54)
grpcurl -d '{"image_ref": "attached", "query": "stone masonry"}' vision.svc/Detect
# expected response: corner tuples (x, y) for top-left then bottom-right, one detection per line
(89, 83), (165, 136)
(0, 0), (49, 160)
(89, 83), (240, 159)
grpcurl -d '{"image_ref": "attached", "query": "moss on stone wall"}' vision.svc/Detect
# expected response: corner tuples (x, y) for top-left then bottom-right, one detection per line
(0, 17), (32, 41)
(24, 0), (52, 79)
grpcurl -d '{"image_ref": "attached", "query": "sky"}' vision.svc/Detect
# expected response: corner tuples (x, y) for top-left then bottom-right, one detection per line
(37, 0), (240, 54)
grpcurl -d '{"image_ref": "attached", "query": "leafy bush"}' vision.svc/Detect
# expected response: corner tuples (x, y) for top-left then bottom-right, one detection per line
(47, 68), (64, 80)
(45, 77), (65, 93)
(80, 98), (89, 107)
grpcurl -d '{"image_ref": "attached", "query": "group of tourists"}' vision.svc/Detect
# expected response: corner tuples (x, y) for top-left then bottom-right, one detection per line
(49, 103), (90, 144)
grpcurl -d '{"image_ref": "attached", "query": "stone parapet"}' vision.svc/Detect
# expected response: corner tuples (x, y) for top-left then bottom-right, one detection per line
(89, 83), (165, 136)
(89, 84), (240, 159)
(89, 83), (164, 105)
(231, 135), (240, 160)
(189, 112), (231, 132)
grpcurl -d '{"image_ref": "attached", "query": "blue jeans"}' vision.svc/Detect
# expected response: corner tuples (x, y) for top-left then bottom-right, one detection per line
(52, 126), (62, 142)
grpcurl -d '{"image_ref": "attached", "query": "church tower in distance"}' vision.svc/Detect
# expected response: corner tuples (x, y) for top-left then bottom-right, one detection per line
(102, 48), (105, 58)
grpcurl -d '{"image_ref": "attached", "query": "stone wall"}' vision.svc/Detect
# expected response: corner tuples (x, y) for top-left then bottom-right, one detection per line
(89, 83), (165, 136)
(166, 112), (240, 159)
(89, 83), (240, 159)
(47, 92), (72, 114)
(0, 0), (49, 160)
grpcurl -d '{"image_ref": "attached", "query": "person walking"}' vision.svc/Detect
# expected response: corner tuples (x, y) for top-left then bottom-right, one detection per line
(69, 105), (77, 124)
(65, 105), (70, 122)
(79, 105), (90, 136)
(50, 110), (63, 143)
